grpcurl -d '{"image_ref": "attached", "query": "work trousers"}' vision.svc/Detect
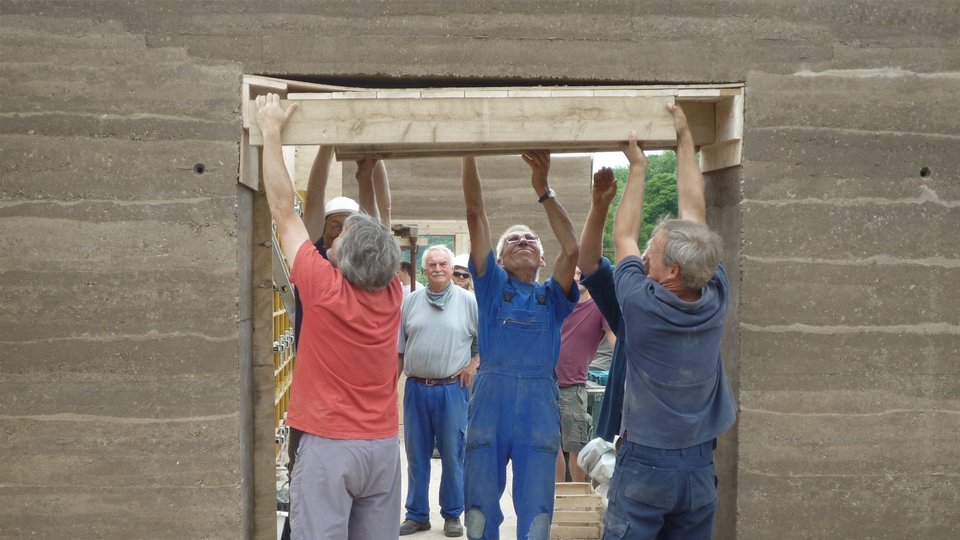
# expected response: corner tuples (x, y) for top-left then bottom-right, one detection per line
(464, 372), (560, 540)
(403, 377), (469, 523)
(602, 439), (718, 540)
(290, 433), (401, 540)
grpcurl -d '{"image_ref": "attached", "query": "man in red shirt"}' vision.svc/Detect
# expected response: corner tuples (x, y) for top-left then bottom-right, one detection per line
(256, 93), (403, 539)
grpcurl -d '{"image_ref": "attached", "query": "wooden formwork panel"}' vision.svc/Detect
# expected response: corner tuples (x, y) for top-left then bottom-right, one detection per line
(552, 483), (603, 539)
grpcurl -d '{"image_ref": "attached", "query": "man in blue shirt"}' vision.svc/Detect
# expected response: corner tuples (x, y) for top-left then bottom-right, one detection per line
(460, 152), (579, 540)
(577, 166), (626, 444)
(599, 104), (737, 539)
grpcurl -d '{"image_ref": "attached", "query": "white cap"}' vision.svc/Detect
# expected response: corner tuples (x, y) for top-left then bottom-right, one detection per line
(324, 196), (359, 219)
(453, 253), (470, 270)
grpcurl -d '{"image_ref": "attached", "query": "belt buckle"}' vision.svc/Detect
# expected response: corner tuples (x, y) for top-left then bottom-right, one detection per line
(425, 378), (436, 386)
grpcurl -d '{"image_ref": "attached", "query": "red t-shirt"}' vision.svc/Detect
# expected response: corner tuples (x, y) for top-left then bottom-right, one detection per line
(287, 240), (402, 439)
(555, 298), (609, 387)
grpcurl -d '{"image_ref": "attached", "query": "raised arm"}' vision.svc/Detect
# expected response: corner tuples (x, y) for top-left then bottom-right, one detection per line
(255, 94), (309, 268)
(355, 157), (393, 228)
(373, 161), (392, 228)
(355, 156), (380, 222)
(579, 166), (617, 277)
(613, 132), (648, 264)
(302, 145), (334, 244)
(461, 156), (492, 276)
(523, 150), (578, 293)
(671, 103), (707, 225)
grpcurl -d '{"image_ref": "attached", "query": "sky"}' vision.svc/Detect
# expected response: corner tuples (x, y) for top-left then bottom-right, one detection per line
(591, 151), (629, 172)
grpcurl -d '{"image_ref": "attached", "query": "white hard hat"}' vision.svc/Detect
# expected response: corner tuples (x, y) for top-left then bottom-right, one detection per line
(453, 253), (470, 270)
(324, 196), (359, 219)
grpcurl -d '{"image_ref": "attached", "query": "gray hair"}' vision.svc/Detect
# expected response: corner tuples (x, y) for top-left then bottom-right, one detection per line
(334, 213), (400, 291)
(495, 224), (545, 259)
(421, 245), (455, 270)
(652, 217), (723, 291)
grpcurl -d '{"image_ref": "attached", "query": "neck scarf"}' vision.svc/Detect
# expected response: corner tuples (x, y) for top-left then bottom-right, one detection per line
(426, 283), (453, 310)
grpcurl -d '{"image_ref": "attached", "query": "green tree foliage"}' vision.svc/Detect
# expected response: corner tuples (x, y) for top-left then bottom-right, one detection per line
(601, 152), (678, 260)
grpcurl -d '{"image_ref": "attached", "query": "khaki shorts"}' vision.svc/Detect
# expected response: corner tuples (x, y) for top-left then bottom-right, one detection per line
(558, 385), (594, 453)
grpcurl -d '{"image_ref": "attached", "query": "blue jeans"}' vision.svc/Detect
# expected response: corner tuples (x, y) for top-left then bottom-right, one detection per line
(403, 378), (469, 522)
(603, 439), (718, 540)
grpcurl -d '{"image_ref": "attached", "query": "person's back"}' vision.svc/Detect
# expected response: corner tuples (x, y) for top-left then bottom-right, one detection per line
(614, 256), (733, 448)
(289, 242), (401, 438)
(254, 93), (404, 540)
(603, 104), (736, 540)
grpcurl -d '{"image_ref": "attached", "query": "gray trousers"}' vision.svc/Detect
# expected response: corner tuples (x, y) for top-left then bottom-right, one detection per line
(290, 433), (402, 540)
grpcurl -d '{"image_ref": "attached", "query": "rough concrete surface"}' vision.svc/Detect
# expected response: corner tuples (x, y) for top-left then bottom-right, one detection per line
(1, 1), (958, 538)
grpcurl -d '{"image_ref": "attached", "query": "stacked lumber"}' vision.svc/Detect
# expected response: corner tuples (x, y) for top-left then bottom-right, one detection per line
(551, 482), (603, 539)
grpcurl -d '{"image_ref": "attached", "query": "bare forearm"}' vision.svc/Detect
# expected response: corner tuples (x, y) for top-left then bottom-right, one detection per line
(356, 165), (378, 221)
(579, 204), (609, 275)
(373, 161), (391, 228)
(262, 132), (308, 263)
(676, 128), (706, 224)
(303, 145), (334, 243)
(544, 198), (579, 288)
(613, 164), (646, 262)
(462, 157), (491, 272)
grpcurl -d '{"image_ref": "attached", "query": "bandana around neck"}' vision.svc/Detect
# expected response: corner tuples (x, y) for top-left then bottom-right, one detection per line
(425, 284), (453, 310)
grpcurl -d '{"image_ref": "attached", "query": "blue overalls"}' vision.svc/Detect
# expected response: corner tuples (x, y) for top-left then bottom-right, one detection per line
(465, 251), (577, 539)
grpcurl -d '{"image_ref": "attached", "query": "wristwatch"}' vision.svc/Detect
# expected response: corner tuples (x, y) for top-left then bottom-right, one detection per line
(538, 188), (556, 203)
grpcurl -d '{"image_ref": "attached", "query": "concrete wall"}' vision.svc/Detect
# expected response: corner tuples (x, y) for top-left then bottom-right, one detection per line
(1, 1), (957, 538)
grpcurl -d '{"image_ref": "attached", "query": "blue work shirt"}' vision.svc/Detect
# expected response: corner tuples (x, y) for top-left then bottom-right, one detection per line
(579, 257), (627, 442)
(614, 255), (736, 449)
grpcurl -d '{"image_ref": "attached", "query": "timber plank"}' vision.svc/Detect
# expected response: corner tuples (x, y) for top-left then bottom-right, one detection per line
(246, 95), (716, 147)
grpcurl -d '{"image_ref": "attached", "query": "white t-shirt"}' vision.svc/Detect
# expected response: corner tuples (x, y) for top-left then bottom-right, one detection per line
(401, 281), (424, 300)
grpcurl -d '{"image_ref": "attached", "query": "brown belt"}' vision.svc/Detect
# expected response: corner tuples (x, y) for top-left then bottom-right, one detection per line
(409, 375), (459, 386)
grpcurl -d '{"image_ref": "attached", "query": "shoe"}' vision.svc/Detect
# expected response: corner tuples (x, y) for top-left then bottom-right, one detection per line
(444, 517), (464, 537)
(399, 519), (431, 535)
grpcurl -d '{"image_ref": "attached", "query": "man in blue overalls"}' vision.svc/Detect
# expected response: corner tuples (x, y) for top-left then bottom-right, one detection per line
(459, 152), (580, 539)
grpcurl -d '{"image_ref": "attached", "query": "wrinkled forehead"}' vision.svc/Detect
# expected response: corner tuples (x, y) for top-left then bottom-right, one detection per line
(425, 249), (452, 265)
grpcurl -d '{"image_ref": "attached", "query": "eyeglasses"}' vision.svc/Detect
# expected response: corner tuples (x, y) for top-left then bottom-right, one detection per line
(453, 271), (470, 279)
(504, 233), (539, 245)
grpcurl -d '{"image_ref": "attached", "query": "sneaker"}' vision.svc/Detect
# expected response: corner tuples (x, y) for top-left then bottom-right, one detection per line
(443, 517), (464, 537)
(399, 519), (431, 535)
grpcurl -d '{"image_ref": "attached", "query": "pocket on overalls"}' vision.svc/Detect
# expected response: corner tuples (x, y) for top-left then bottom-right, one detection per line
(529, 382), (560, 453)
(465, 425), (495, 452)
(495, 307), (548, 368)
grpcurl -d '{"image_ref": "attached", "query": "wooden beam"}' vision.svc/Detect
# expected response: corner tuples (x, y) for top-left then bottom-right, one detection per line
(245, 83), (743, 168)
(333, 139), (701, 161)
(238, 129), (260, 191)
(245, 94), (716, 148)
(700, 93), (743, 172)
